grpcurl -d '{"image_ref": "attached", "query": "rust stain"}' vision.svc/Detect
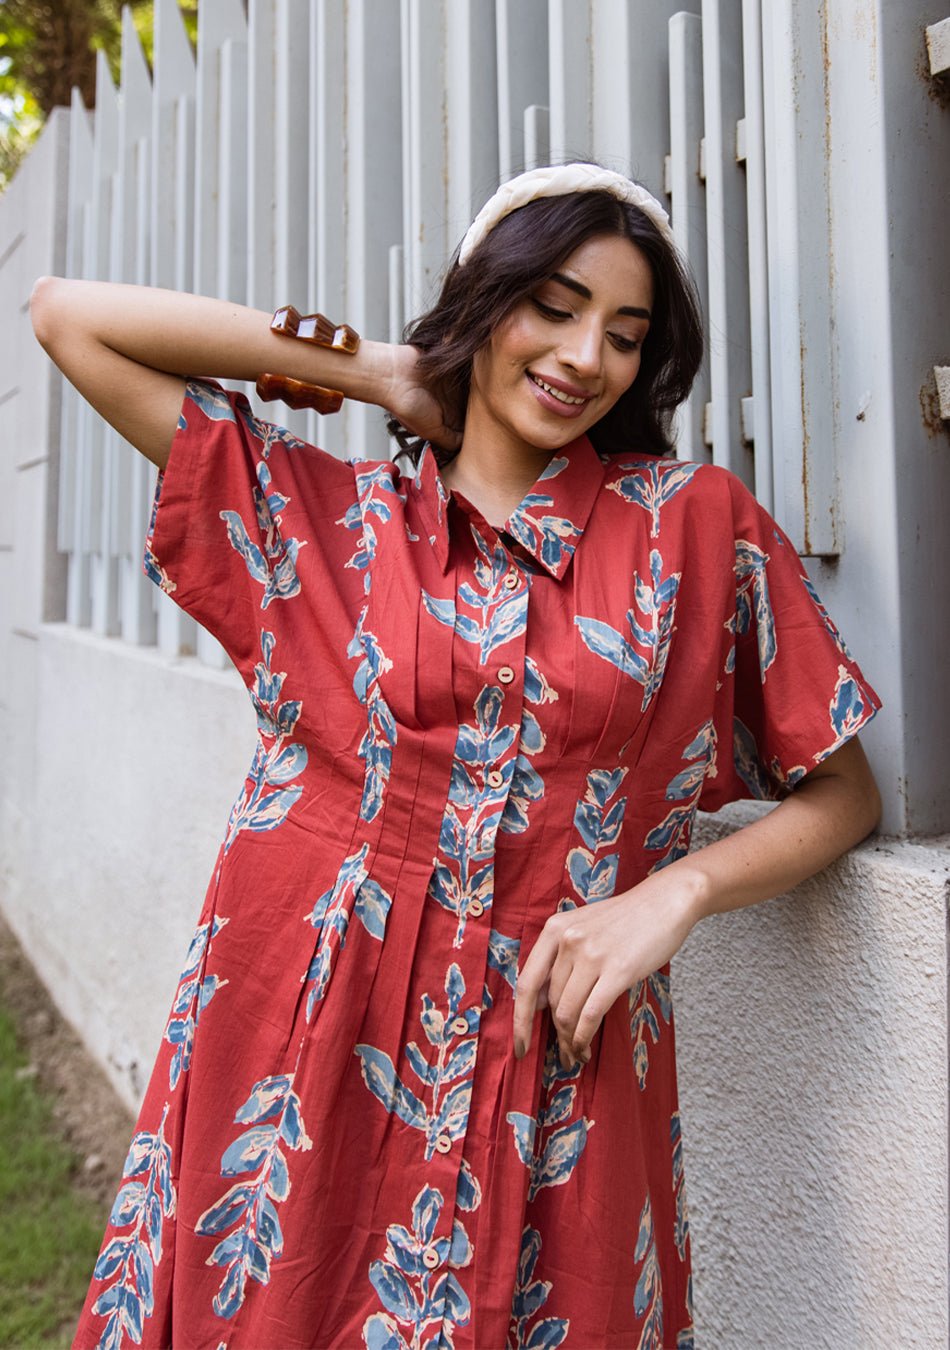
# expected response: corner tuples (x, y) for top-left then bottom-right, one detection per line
(919, 371), (950, 443)
(919, 26), (950, 108)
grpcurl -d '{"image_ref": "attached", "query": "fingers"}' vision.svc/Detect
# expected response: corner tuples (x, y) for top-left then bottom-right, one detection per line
(514, 912), (622, 1069)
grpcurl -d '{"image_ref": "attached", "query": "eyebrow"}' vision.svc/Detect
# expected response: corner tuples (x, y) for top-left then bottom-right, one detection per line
(549, 271), (652, 321)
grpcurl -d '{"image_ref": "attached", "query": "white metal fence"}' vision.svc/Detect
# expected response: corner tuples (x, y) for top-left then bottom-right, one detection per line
(61, 0), (836, 662)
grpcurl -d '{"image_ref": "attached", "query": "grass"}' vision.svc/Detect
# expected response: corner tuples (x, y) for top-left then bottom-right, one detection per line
(0, 1006), (107, 1349)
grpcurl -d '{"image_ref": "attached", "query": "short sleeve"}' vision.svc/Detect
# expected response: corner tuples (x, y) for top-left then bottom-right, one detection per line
(697, 480), (880, 811)
(143, 379), (359, 676)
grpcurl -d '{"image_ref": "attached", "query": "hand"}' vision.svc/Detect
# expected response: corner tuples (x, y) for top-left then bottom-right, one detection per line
(512, 875), (700, 1070)
(381, 344), (463, 451)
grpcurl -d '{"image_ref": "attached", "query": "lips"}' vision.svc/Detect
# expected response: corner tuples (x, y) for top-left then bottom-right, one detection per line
(527, 371), (595, 416)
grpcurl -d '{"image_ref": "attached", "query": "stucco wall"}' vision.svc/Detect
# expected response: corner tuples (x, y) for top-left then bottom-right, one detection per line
(677, 805), (949, 1347)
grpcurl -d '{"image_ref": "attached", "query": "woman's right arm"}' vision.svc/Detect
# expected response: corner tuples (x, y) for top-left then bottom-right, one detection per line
(30, 278), (452, 469)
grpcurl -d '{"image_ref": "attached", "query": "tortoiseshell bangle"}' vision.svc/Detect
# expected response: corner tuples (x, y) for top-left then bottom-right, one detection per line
(270, 304), (360, 354)
(256, 305), (360, 414)
(255, 373), (344, 415)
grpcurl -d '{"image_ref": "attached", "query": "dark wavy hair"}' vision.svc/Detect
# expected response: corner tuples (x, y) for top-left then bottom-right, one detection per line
(387, 185), (704, 465)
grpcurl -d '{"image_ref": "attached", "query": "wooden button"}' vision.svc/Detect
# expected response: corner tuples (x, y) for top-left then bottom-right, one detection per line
(422, 1246), (440, 1268)
(451, 1016), (469, 1035)
(487, 769), (504, 788)
(468, 899), (485, 917)
(498, 665), (515, 684)
(503, 572), (519, 590)
(435, 1134), (453, 1154)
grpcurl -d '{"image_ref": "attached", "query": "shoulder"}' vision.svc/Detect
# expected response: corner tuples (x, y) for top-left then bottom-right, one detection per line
(598, 455), (767, 530)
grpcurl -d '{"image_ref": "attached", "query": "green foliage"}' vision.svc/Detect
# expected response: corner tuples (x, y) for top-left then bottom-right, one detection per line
(0, 1006), (106, 1347)
(0, 1), (200, 191)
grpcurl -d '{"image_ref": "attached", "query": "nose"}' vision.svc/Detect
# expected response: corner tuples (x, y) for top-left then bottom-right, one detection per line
(558, 318), (604, 379)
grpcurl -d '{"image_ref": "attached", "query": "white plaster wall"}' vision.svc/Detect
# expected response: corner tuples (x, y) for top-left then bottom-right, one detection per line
(9, 625), (257, 1113)
(675, 802), (949, 1348)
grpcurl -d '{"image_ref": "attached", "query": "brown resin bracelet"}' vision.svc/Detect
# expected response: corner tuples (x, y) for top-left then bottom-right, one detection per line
(256, 305), (360, 414)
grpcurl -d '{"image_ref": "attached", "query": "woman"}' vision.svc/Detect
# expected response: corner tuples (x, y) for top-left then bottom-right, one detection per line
(32, 164), (880, 1350)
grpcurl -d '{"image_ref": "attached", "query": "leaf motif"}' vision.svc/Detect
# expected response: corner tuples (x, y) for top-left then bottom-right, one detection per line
(487, 929), (520, 994)
(441, 1039), (477, 1085)
(195, 1182), (253, 1236)
(586, 854), (619, 900)
(220, 1124), (277, 1176)
(524, 1319), (570, 1350)
(355, 877), (392, 940)
(93, 1238), (128, 1281)
(506, 1111), (537, 1167)
(266, 1150), (290, 1202)
(544, 1086), (575, 1127)
(220, 511), (269, 584)
(355, 1045), (428, 1128)
(456, 1157), (482, 1213)
(363, 1312), (410, 1350)
(109, 1181), (146, 1228)
(369, 1260), (418, 1322)
(132, 1241), (155, 1316)
(263, 743), (308, 786)
(412, 1186), (442, 1246)
(531, 1118), (591, 1196)
(243, 784), (305, 832)
(234, 1076), (292, 1125)
(574, 616), (648, 684)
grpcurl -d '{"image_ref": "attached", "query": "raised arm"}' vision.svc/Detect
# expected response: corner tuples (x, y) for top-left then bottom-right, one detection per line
(30, 278), (453, 469)
(513, 735), (881, 1068)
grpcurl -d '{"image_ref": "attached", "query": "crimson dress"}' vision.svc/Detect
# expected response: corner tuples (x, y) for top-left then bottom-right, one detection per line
(76, 381), (878, 1350)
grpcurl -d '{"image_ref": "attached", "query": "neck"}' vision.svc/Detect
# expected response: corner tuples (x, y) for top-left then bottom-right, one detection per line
(443, 410), (556, 526)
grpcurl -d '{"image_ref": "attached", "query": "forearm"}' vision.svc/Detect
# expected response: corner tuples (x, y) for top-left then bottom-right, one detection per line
(650, 737), (882, 930)
(30, 278), (399, 467)
(31, 278), (394, 397)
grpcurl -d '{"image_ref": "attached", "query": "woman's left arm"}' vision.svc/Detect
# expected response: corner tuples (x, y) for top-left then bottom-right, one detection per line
(512, 736), (881, 1068)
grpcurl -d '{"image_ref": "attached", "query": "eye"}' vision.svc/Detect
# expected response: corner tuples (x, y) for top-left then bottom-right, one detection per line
(610, 333), (642, 353)
(531, 298), (571, 321)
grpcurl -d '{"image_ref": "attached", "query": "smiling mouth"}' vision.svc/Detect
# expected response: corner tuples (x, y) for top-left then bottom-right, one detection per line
(529, 373), (591, 407)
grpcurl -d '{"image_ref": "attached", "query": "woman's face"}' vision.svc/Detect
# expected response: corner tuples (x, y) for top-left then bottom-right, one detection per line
(466, 232), (654, 462)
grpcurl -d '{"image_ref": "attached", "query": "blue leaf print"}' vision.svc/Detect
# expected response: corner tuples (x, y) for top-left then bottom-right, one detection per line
(576, 551), (680, 711)
(195, 1075), (312, 1320)
(354, 1045), (429, 1131)
(305, 844), (392, 1014)
(732, 718), (775, 799)
(508, 1226), (570, 1350)
(500, 755), (544, 835)
(347, 610), (397, 823)
(163, 916), (228, 1090)
(91, 1106), (175, 1350)
(219, 455), (306, 610)
(606, 459), (700, 536)
(801, 574), (855, 660)
(671, 1111), (690, 1263)
(633, 1194), (664, 1349)
(629, 972), (672, 1090)
(828, 663), (875, 746)
(224, 631), (308, 855)
(355, 964), (479, 1160)
(185, 378), (237, 423)
(363, 1186), (472, 1349)
(506, 1112), (537, 1167)
(733, 539), (777, 680)
(507, 1044), (593, 1200)
(567, 769), (628, 902)
(487, 928), (520, 995)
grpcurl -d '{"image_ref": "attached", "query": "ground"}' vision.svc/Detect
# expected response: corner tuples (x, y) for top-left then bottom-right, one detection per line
(0, 912), (135, 1213)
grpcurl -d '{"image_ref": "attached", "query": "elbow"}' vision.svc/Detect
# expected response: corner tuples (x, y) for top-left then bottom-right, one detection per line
(30, 274), (65, 354)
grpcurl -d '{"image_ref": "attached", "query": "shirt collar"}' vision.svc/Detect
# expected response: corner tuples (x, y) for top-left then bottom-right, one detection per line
(411, 437), (605, 580)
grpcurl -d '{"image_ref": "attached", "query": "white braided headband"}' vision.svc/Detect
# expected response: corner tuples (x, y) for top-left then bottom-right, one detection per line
(458, 163), (674, 265)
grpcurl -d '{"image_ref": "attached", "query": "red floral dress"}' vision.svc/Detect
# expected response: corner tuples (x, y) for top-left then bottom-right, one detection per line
(75, 381), (878, 1350)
